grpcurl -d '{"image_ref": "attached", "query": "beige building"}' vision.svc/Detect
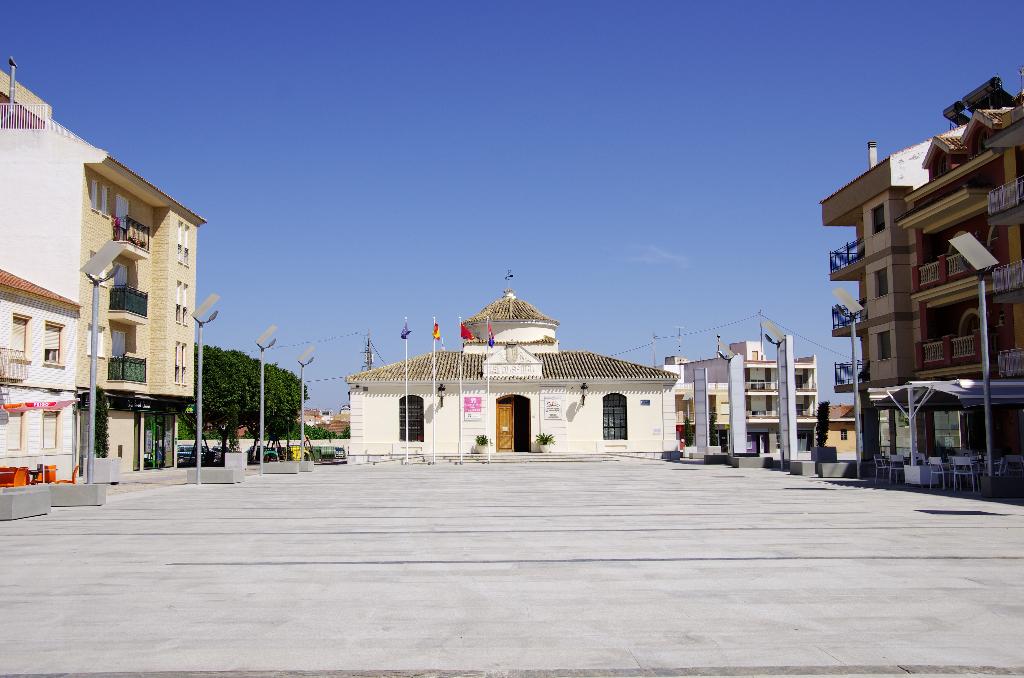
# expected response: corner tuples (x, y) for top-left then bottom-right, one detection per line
(0, 71), (205, 473)
(824, 404), (857, 455)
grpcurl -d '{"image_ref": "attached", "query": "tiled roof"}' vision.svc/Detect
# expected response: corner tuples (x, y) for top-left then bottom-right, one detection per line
(0, 269), (78, 308)
(348, 350), (677, 382)
(463, 335), (557, 346)
(466, 290), (558, 324)
(933, 126), (968, 154)
(829, 404), (855, 420)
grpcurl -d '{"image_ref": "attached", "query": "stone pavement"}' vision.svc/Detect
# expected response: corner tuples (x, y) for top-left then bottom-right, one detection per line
(2, 461), (1024, 676)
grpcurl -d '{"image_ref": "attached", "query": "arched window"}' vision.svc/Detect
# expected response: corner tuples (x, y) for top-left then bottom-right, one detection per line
(399, 395), (424, 442)
(603, 393), (627, 440)
(959, 309), (980, 337)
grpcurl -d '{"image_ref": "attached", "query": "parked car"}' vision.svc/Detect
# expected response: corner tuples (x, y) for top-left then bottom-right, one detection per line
(176, 443), (223, 467)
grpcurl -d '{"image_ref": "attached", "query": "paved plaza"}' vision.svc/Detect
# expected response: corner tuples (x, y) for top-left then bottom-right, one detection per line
(3, 460), (1024, 676)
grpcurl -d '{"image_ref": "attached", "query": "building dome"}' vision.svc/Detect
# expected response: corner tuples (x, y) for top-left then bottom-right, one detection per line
(465, 288), (558, 324)
(464, 289), (559, 351)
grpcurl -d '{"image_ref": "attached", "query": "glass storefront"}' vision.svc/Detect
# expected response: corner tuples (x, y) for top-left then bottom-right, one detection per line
(140, 413), (176, 470)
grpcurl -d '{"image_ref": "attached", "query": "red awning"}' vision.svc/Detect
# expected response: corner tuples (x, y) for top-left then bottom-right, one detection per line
(1, 400), (75, 412)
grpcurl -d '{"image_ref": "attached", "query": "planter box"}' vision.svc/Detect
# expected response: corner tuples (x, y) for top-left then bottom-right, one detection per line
(264, 461), (300, 474)
(92, 458), (121, 484)
(819, 461), (858, 479)
(223, 452), (247, 469)
(904, 465), (941, 486)
(811, 447), (838, 463)
(187, 468), (245, 484)
(789, 461), (817, 476)
(474, 445), (491, 455)
(729, 455), (773, 469)
(50, 484), (107, 506)
(536, 445), (551, 454)
(1, 486), (51, 520)
(299, 460), (315, 472)
(981, 476), (1024, 498)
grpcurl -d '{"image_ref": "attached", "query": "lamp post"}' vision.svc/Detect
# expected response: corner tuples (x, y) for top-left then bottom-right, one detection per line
(833, 288), (864, 479)
(762, 318), (795, 468)
(80, 241), (127, 484)
(297, 345), (316, 462)
(948, 233), (1000, 477)
(255, 325), (278, 476)
(192, 294), (220, 486)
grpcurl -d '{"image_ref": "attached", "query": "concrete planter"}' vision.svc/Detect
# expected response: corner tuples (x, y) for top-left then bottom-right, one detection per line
(50, 484), (107, 506)
(223, 452), (247, 469)
(264, 461), (300, 474)
(473, 445), (490, 455)
(904, 465), (940, 486)
(789, 460), (817, 476)
(981, 475), (1024, 498)
(1, 486), (51, 520)
(818, 461), (858, 479)
(811, 446), (838, 463)
(187, 468), (245, 484)
(536, 445), (552, 454)
(299, 460), (315, 472)
(729, 455), (773, 469)
(92, 458), (121, 484)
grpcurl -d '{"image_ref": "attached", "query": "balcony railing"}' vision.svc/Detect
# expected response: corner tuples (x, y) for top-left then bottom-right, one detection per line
(795, 380), (817, 390)
(109, 285), (148, 317)
(0, 348), (27, 383)
(835, 360), (869, 386)
(829, 238), (865, 274)
(947, 253), (967, 277)
(108, 356), (146, 383)
(951, 334), (976, 359)
(745, 381), (777, 391)
(177, 243), (190, 265)
(994, 260), (1024, 295)
(989, 176), (1024, 216)
(919, 260), (941, 286)
(998, 348), (1024, 377)
(113, 216), (150, 252)
(916, 252), (978, 291)
(832, 304), (867, 330)
(747, 410), (778, 418)
(0, 103), (82, 140)
(919, 333), (983, 369)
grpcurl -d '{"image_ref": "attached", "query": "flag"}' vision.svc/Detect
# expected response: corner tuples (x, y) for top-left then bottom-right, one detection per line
(432, 322), (441, 341)
(487, 320), (495, 347)
(401, 320), (411, 340)
(460, 323), (475, 341)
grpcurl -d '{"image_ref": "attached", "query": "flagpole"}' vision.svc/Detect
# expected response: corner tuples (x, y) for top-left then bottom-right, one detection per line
(486, 316), (492, 465)
(431, 316), (437, 466)
(404, 316), (409, 465)
(458, 315), (464, 466)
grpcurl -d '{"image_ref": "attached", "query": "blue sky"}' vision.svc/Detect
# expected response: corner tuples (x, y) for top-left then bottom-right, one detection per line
(7, 1), (1024, 407)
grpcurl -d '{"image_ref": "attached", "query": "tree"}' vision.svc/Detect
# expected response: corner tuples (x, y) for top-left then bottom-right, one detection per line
(709, 410), (719, 446)
(682, 415), (694, 446)
(340, 425), (351, 440)
(93, 386), (110, 458)
(816, 401), (831, 448)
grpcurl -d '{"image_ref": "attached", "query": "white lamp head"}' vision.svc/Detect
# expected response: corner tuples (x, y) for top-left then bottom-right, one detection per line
(194, 293), (220, 320)
(762, 318), (785, 344)
(832, 288), (864, 314)
(949, 232), (998, 271)
(716, 337), (736, 360)
(81, 241), (127, 278)
(297, 344), (315, 364)
(256, 324), (278, 347)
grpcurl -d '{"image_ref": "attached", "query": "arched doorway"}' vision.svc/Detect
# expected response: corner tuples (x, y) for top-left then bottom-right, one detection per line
(496, 395), (531, 452)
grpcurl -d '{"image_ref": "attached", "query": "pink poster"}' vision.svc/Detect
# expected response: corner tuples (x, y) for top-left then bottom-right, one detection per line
(463, 396), (482, 421)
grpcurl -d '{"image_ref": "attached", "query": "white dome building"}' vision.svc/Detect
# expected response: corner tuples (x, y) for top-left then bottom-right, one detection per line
(347, 289), (678, 457)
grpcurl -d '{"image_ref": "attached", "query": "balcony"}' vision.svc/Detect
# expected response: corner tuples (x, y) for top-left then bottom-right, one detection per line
(832, 303), (867, 333)
(745, 381), (777, 391)
(829, 238), (865, 278)
(108, 356), (146, 383)
(917, 333), (982, 370)
(994, 260), (1024, 303)
(834, 361), (869, 387)
(0, 103), (82, 140)
(0, 348), (28, 383)
(108, 285), (148, 324)
(112, 216), (151, 258)
(914, 253), (972, 292)
(747, 410), (778, 418)
(998, 348), (1024, 377)
(795, 379), (817, 391)
(177, 243), (191, 266)
(988, 176), (1024, 226)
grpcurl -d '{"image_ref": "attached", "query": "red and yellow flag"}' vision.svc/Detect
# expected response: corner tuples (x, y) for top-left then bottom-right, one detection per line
(432, 322), (441, 341)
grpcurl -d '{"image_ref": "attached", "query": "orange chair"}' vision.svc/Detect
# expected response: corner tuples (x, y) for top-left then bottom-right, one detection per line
(42, 465), (58, 483)
(53, 465), (79, 485)
(0, 467), (30, 488)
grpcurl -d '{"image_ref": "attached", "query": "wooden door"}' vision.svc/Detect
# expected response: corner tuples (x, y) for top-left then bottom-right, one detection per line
(497, 403), (514, 451)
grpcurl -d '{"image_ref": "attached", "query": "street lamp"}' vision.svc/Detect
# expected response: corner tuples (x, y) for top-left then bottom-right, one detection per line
(297, 345), (315, 462)
(761, 318), (795, 467)
(716, 336), (739, 457)
(948, 232), (1000, 477)
(192, 293), (220, 486)
(255, 324), (278, 476)
(80, 241), (127, 484)
(833, 288), (865, 479)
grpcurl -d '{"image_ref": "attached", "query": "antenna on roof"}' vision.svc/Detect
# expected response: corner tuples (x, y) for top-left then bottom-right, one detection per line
(505, 269), (514, 281)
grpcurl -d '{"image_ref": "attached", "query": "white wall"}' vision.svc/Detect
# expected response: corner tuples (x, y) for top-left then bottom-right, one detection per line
(0, 130), (105, 300)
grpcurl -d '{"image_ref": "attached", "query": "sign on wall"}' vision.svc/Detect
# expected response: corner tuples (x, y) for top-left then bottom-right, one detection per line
(543, 396), (564, 420)
(464, 396), (482, 421)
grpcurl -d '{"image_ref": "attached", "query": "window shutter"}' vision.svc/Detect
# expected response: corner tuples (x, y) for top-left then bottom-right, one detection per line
(43, 412), (58, 449)
(90, 180), (99, 210)
(112, 330), (126, 358)
(101, 186), (109, 214)
(6, 413), (22, 450)
(44, 324), (61, 350)
(12, 317), (27, 352)
(115, 194), (129, 219)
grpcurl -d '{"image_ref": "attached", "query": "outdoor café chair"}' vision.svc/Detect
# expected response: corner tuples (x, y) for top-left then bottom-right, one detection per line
(874, 455), (890, 482)
(926, 456), (947, 489)
(889, 454), (905, 483)
(0, 467), (30, 488)
(52, 465), (79, 485)
(951, 456), (977, 492)
(999, 455), (1023, 477)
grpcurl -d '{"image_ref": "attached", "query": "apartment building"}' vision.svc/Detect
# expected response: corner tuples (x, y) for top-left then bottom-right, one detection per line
(0, 270), (79, 477)
(821, 75), (1024, 457)
(666, 341), (819, 453)
(0, 71), (206, 474)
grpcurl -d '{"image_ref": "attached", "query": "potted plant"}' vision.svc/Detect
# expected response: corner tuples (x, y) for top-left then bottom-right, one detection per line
(474, 435), (490, 454)
(535, 432), (555, 453)
(90, 387), (120, 484)
(223, 442), (247, 469)
(811, 401), (837, 462)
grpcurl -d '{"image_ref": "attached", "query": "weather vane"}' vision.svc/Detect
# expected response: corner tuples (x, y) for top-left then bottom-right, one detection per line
(505, 269), (514, 281)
